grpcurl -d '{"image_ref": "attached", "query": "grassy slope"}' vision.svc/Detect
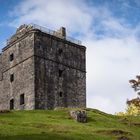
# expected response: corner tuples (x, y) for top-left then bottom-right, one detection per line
(0, 109), (140, 140)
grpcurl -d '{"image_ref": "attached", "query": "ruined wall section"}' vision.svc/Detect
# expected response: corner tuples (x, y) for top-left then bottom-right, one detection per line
(34, 31), (86, 109)
(0, 31), (35, 110)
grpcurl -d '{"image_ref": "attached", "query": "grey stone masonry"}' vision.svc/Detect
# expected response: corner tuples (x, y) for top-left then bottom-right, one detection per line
(0, 24), (86, 110)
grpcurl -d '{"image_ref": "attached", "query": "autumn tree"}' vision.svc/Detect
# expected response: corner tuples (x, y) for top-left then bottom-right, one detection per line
(128, 75), (140, 115)
(115, 76), (140, 116)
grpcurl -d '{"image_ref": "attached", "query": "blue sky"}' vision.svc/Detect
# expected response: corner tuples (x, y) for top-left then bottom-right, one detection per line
(0, 0), (140, 113)
(1, 0), (140, 46)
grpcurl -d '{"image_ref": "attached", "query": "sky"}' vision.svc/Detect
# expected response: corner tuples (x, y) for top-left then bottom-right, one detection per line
(0, 0), (140, 114)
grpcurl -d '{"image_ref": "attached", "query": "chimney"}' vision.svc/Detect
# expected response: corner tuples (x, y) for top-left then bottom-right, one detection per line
(59, 27), (66, 37)
(54, 27), (66, 39)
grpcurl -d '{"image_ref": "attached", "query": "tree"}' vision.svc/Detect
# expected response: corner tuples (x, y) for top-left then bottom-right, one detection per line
(128, 75), (140, 116)
(116, 75), (140, 116)
(125, 103), (139, 116)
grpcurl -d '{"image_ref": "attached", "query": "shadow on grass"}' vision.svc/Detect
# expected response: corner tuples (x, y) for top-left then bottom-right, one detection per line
(0, 133), (113, 140)
(0, 133), (82, 140)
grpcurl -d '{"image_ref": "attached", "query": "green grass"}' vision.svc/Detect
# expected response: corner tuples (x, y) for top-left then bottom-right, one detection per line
(0, 108), (140, 140)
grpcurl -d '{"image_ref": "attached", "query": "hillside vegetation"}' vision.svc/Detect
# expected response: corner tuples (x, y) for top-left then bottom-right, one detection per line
(0, 109), (140, 140)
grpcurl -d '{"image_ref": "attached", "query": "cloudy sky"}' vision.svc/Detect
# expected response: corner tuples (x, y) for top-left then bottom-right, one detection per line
(0, 0), (140, 114)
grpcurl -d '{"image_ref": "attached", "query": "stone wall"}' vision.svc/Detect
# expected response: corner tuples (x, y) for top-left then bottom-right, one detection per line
(34, 30), (86, 109)
(0, 31), (35, 110)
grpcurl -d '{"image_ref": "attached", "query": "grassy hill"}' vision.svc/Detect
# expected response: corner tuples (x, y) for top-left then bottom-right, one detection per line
(0, 109), (140, 140)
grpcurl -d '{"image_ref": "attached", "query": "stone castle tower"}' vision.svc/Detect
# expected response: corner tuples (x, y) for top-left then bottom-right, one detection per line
(0, 24), (86, 110)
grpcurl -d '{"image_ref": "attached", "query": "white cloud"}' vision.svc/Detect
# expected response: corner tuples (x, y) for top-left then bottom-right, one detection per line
(9, 0), (140, 114)
(9, 0), (93, 35)
(86, 37), (140, 113)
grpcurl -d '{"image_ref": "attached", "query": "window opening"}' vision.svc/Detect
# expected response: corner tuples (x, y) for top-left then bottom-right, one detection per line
(10, 74), (14, 82)
(9, 53), (14, 61)
(10, 99), (14, 110)
(59, 70), (63, 77)
(59, 92), (63, 97)
(58, 49), (63, 55)
(20, 94), (25, 105)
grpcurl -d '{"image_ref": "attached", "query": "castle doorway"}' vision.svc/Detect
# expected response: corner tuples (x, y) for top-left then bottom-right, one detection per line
(10, 99), (14, 110)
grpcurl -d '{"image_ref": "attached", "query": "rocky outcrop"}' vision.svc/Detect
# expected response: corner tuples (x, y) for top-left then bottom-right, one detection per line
(70, 110), (87, 123)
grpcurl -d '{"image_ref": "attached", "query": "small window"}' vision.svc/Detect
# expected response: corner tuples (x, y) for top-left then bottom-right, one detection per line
(10, 99), (14, 110)
(10, 74), (14, 82)
(20, 94), (24, 105)
(59, 70), (63, 77)
(37, 42), (42, 49)
(59, 92), (63, 97)
(58, 49), (63, 55)
(38, 45), (42, 49)
(9, 53), (14, 61)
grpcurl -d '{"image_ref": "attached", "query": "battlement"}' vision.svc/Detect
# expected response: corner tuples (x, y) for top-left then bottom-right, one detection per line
(6, 24), (82, 46)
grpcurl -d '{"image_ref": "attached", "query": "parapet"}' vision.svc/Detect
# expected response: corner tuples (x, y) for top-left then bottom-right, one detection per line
(6, 24), (33, 45)
(6, 24), (82, 46)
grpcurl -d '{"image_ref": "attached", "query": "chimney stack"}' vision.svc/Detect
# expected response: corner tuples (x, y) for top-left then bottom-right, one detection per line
(59, 27), (66, 37)
(54, 27), (66, 39)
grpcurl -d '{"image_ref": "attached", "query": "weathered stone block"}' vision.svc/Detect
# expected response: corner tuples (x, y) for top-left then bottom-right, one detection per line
(70, 110), (87, 123)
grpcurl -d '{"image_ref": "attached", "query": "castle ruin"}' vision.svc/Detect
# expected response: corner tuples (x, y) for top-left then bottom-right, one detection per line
(0, 24), (86, 110)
